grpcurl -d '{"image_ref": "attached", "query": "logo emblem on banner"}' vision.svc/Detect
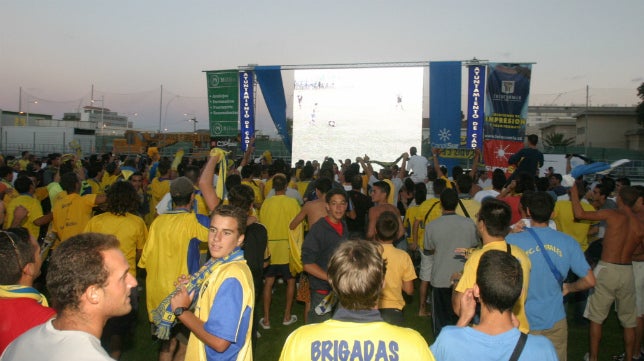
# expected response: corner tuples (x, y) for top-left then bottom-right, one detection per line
(502, 81), (515, 94)
(210, 75), (221, 87)
(438, 128), (452, 142)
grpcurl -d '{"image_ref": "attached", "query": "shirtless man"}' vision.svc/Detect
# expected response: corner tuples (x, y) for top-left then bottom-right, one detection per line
(571, 183), (644, 361)
(366, 181), (404, 241)
(289, 178), (331, 231)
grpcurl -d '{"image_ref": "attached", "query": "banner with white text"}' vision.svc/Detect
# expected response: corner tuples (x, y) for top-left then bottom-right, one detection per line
(206, 70), (239, 138)
(483, 63), (532, 173)
(466, 65), (485, 150)
(239, 71), (255, 151)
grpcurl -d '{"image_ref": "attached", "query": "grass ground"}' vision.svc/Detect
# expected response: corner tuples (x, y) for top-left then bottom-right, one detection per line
(120, 279), (626, 361)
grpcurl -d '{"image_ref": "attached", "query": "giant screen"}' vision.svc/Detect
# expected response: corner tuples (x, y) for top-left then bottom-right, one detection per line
(291, 67), (424, 165)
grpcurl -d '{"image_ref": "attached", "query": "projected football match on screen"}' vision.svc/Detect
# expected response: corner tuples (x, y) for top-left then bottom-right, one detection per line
(292, 67), (424, 164)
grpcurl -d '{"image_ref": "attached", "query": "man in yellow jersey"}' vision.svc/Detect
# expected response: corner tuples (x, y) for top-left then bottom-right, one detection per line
(138, 176), (209, 361)
(51, 172), (106, 246)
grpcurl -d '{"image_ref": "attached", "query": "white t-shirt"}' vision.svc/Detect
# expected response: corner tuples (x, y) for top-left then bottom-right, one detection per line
(1, 319), (113, 361)
(407, 155), (428, 183)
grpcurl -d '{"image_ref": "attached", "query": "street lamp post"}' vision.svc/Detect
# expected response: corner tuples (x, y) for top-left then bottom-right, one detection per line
(184, 113), (198, 133)
(19, 100), (38, 124)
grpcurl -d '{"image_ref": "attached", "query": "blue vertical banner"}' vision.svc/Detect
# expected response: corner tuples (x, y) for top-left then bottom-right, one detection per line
(255, 66), (292, 152)
(239, 71), (255, 152)
(466, 65), (485, 149)
(429, 61), (462, 149)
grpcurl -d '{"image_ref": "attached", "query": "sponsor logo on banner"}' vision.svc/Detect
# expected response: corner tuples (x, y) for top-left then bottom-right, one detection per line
(501, 81), (515, 94)
(466, 65), (485, 150)
(239, 71), (255, 151)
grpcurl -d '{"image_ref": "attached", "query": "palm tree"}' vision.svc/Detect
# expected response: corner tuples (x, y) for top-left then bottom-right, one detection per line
(543, 133), (575, 148)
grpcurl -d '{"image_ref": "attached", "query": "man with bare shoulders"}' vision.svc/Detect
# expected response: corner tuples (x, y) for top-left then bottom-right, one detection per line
(366, 181), (404, 242)
(571, 182), (643, 361)
(289, 178), (331, 232)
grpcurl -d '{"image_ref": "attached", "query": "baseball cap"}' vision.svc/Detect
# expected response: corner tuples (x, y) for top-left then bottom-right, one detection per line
(170, 176), (194, 198)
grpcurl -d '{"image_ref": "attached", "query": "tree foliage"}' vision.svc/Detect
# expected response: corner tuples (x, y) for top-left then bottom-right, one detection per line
(543, 132), (575, 148)
(637, 82), (644, 126)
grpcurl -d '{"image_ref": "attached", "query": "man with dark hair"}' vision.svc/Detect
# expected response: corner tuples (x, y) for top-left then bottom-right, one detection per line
(432, 250), (557, 361)
(84, 181), (148, 358)
(507, 191), (595, 361)
(259, 173), (301, 329)
(424, 188), (479, 335)
(170, 205), (254, 361)
(452, 198), (532, 334)
(138, 176), (210, 361)
(366, 181), (404, 241)
(0, 228), (56, 353)
(508, 134), (544, 179)
(280, 239), (435, 360)
(301, 188), (349, 324)
(571, 184), (643, 361)
(51, 172), (106, 246)
(1, 233), (137, 360)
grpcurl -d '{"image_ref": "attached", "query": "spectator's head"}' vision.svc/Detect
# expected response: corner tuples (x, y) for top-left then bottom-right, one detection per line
(60, 172), (80, 193)
(208, 205), (247, 258)
(476, 250), (523, 313)
(478, 198), (512, 238)
(225, 174), (242, 193)
(433, 178), (447, 197)
(375, 211), (399, 242)
(47, 233), (136, 316)
(227, 184), (255, 212)
(414, 182), (427, 205)
(0, 228), (38, 285)
(440, 188), (458, 212)
(106, 181), (140, 216)
(170, 176), (194, 207)
(272, 173), (287, 192)
(618, 186), (639, 208)
(315, 177), (332, 195)
(351, 174), (363, 191)
(527, 134), (538, 146)
(183, 165), (200, 184)
(325, 188), (348, 223)
(300, 164), (314, 181)
(327, 239), (385, 310)
(456, 174), (473, 194)
(410, 146), (418, 156)
(371, 181), (390, 203)
(491, 169), (506, 191)
(13, 176), (34, 194)
(524, 191), (554, 223)
(157, 159), (171, 176)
